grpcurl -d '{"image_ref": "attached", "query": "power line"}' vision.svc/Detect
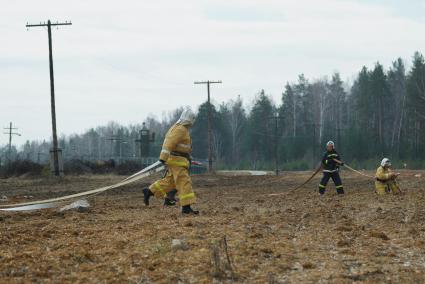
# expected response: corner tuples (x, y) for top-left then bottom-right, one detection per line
(26, 19), (72, 176)
(194, 80), (222, 173)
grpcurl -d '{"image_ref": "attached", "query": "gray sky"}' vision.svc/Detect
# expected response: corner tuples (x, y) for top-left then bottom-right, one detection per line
(1, 0), (424, 146)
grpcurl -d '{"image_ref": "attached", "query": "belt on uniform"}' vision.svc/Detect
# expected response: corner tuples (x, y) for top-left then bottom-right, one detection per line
(323, 169), (338, 173)
(376, 178), (387, 183)
(170, 151), (191, 159)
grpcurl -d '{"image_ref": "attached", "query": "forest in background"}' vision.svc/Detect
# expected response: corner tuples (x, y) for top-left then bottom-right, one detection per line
(2, 52), (425, 171)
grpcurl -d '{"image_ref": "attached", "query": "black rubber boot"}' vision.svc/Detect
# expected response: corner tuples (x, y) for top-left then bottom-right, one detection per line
(164, 189), (177, 207)
(164, 198), (177, 207)
(182, 205), (199, 215)
(337, 188), (345, 194)
(319, 188), (326, 195)
(143, 188), (153, 206)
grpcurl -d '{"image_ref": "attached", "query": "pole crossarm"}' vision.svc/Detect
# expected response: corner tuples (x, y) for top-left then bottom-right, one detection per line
(26, 21), (72, 28)
(194, 81), (222, 84)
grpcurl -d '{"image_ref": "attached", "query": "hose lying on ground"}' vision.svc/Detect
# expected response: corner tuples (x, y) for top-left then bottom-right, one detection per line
(269, 161), (375, 196)
(0, 161), (165, 211)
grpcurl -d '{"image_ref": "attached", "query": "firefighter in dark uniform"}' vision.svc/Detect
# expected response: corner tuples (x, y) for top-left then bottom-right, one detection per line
(319, 141), (344, 195)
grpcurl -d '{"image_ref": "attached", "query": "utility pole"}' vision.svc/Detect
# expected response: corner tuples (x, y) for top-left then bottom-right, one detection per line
(194, 80), (222, 172)
(107, 136), (120, 160)
(3, 122), (21, 165)
(26, 20), (72, 176)
(107, 136), (127, 164)
(269, 114), (284, 176)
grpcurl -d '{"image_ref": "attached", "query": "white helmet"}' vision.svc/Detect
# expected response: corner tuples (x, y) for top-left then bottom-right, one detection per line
(326, 141), (335, 147)
(177, 108), (196, 126)
(381, 158), (391, 167)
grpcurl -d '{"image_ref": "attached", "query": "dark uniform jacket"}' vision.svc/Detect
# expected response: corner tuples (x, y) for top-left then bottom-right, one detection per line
(321, 150), (341, 172)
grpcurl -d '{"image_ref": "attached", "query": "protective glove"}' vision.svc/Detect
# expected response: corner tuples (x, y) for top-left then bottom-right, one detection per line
(160, 159), (166, 164)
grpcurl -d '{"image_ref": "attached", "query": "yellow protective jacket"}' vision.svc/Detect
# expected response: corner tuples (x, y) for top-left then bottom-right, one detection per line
(375, 166), (400, 194)
(375, 166), (392, 182)
(159, 123), (192, 168)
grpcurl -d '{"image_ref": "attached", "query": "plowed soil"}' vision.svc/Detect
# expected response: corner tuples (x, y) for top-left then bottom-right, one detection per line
(1, 170), (425, 283)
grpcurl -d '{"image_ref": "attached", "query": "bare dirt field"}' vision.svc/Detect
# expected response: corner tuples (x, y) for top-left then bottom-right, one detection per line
(1, 170), (425, 283)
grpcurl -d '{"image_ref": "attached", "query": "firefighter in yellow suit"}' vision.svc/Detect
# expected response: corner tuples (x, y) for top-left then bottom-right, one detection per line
(143, 108), (199, 215)
(375, 158), (401, 195)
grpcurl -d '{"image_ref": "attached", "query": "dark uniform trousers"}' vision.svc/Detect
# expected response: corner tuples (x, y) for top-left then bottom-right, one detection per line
(319, 171), (344, 194)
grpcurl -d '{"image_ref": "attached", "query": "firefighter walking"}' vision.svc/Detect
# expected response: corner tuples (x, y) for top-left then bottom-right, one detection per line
(143, 108), (199, 215)
(375, 158), (402, 195)
(319, 141), (345, 195)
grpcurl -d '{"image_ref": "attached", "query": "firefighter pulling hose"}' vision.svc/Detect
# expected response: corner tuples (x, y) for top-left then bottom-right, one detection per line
(318, 141), (345, 195)
(143, 108), (199, 215)
(272, 141), (388, 196)
(0, 109), (203, 213)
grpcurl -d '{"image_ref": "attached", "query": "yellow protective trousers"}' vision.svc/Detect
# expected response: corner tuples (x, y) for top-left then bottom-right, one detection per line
(149, 156), (196, 206)
(375, 180), (400, 195)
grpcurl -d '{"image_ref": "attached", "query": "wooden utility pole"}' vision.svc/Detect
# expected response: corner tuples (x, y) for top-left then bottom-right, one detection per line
(194, 80), (222, 172)
(3, 122), (21, 165)
(26, 20), (72, 176)
(269, 114), (283, 176)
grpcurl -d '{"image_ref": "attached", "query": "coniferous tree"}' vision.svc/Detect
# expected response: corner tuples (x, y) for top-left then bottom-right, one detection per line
(246, 90), (275, 168)
(406, 52), (425, 158)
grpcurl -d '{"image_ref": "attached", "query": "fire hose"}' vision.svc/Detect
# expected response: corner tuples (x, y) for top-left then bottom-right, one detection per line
(291, 163), (323, 191)
(332, 158), (374, 179)
(0, 161), (165, 211)
(269, 160), (377, 196)
(0, 160), (204, 212)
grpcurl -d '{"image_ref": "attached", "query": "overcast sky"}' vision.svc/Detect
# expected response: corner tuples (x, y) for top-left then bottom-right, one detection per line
(1, 0), (424, 146)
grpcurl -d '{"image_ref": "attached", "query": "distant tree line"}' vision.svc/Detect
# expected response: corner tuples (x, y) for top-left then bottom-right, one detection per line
(2, 52), (425, 170)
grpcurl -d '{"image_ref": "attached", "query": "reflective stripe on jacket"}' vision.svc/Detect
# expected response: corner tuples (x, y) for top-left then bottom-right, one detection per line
(159, 123), (192, 163)
(321, 150), (341, 172)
